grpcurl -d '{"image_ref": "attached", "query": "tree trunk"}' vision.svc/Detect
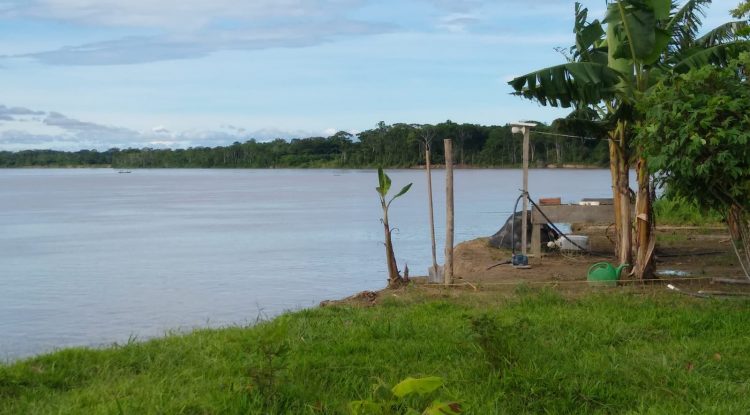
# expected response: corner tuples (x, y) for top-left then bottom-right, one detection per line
(426, 149), (438, 272)
(382, 212), (401, 287)
(609, 124), (632, 268)
(634, 156), (655, 279)
(617, 148), (633, 268)
(609, 136), (622, 257)
(728, 204), (744, 241)
(727, 204), (750, 279)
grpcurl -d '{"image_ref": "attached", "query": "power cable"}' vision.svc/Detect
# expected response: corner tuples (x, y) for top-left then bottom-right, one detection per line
(530, 130), (600, 141)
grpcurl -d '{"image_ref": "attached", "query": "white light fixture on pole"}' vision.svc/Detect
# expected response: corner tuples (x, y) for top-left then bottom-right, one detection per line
(510, 122), (536, 261)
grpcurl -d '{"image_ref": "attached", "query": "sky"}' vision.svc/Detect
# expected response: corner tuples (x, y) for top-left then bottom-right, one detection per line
(0, 0), (738, 151)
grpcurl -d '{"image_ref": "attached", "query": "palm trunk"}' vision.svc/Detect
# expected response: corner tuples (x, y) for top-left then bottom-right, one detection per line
(634, 157), (655, 279)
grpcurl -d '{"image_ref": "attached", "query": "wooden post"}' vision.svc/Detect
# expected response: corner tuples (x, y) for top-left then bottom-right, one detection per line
(426, 148), (438, 272)
(444, 139), (454, 285)
(521, 127), (530, 257)
(531, 222), (541, 258)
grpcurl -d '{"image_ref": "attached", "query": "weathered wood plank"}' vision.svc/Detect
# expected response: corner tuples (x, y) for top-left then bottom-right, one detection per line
(531, 204), (616, 224)
(531, 223), (542, 258)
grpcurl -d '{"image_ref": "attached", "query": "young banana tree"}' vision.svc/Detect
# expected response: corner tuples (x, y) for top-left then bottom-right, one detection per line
(509, 0), (750, 279)
(376, 167), (413, 287)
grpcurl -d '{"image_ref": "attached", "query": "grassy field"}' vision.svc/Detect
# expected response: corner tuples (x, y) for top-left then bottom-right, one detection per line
(653, 197), (723, 226)
(2, 288), (749, 414)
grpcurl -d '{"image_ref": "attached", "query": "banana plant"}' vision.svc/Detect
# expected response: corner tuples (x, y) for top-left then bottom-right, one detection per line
(376, 167), (412, 287)
(508, 0), (750, 279)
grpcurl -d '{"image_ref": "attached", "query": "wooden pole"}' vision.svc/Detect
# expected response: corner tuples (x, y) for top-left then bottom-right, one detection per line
(444, 139), (454, 285)
(426, 148), (438, 272)
(521, 127), (530, 257)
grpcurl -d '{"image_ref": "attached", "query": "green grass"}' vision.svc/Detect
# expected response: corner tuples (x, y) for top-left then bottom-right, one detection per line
(654, 197), (723, 226)
(2, 289), (749, 414)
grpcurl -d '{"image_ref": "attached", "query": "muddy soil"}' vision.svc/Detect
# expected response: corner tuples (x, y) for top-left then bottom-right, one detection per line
(328, 225), (749, 308)
(447, 225), (748, 296)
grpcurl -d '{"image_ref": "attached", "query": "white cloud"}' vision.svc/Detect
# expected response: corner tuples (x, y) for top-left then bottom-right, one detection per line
(0, 0), (393, 65)
(8, 19), (392, 65)
(437, 13), (480, 33)
(425, 0), (482, 12)
(426, 0), (568, 14)
(43, 111), (130, 134)
(3, 0), (368, 29)
(0, 103), (348, 151)
(148, 140), (179, 146)
(0, 0), (580, 66)
(0, 105), (46, 120)
(223, 125), (247, 134)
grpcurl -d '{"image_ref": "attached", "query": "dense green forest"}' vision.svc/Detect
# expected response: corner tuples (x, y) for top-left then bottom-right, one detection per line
(0, 121), (609, 168)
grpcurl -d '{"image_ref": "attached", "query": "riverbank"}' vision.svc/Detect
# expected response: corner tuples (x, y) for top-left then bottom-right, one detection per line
(2, 287), (749, 414)
(3, 223), (747, 413)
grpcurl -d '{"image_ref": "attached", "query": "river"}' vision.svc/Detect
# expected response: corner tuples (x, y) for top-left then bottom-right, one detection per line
(0, 168), (617, 359)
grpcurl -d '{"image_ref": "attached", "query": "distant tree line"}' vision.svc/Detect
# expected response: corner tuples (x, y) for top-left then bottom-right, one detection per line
(0, 121), (609, 168)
